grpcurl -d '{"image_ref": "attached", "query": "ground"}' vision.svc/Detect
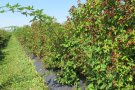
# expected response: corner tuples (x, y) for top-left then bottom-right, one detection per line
(0, 35), (47, 90)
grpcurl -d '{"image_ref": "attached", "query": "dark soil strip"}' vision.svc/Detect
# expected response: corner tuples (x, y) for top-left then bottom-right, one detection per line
(28, 54), (86, 90)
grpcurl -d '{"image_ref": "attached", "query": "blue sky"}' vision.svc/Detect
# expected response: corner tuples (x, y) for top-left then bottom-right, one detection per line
(0, 0), (86, 27)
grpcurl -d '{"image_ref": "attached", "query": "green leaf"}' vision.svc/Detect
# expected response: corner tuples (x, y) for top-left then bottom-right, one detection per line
(88, 84), (94, 90)
(18, 7), (24, 11)
(14, 3), (20, 7)
(0, 10), (5, 13)
(6, 3), (10, 7)
(100, 84), (106, 89)
(128, 75), (133, 81)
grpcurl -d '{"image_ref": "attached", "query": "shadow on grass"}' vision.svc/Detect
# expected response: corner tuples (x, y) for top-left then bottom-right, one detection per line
(0, 36), (11, 64)
(0, 50), (7, 65)
(0, 77), (12, 90)
(0, 50), (4, 60)
(0, 51), (9, 65)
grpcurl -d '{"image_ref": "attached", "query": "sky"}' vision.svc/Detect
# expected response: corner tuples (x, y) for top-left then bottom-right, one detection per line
(0, 0), (86, 28)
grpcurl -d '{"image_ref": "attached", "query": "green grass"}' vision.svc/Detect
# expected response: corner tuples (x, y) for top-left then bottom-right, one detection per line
(0, 35), (48, 90)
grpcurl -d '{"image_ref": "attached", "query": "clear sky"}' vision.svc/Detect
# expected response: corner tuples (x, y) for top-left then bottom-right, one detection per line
(0, 0), (86, 27)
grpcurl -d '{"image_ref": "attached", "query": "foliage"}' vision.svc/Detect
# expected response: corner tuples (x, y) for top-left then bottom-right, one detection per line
(0, 2), (54, 25)
(56, 0), (135, 89)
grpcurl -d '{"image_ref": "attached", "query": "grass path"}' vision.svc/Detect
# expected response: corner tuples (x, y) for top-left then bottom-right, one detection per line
(0, 35), (47, 90)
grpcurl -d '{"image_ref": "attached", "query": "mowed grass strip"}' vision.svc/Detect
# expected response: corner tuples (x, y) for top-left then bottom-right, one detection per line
(0, 35), (47, 90)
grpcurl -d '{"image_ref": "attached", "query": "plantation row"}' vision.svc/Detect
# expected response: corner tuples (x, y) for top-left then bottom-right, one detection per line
(12, 0), (135, 89)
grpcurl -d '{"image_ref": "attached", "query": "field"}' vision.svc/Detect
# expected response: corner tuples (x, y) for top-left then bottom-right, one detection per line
(0, 0), (135, 90)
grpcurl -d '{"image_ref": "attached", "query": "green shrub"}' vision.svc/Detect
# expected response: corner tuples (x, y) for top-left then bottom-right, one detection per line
(56, 0), (135, 89)
(13, 0), (135, 89)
